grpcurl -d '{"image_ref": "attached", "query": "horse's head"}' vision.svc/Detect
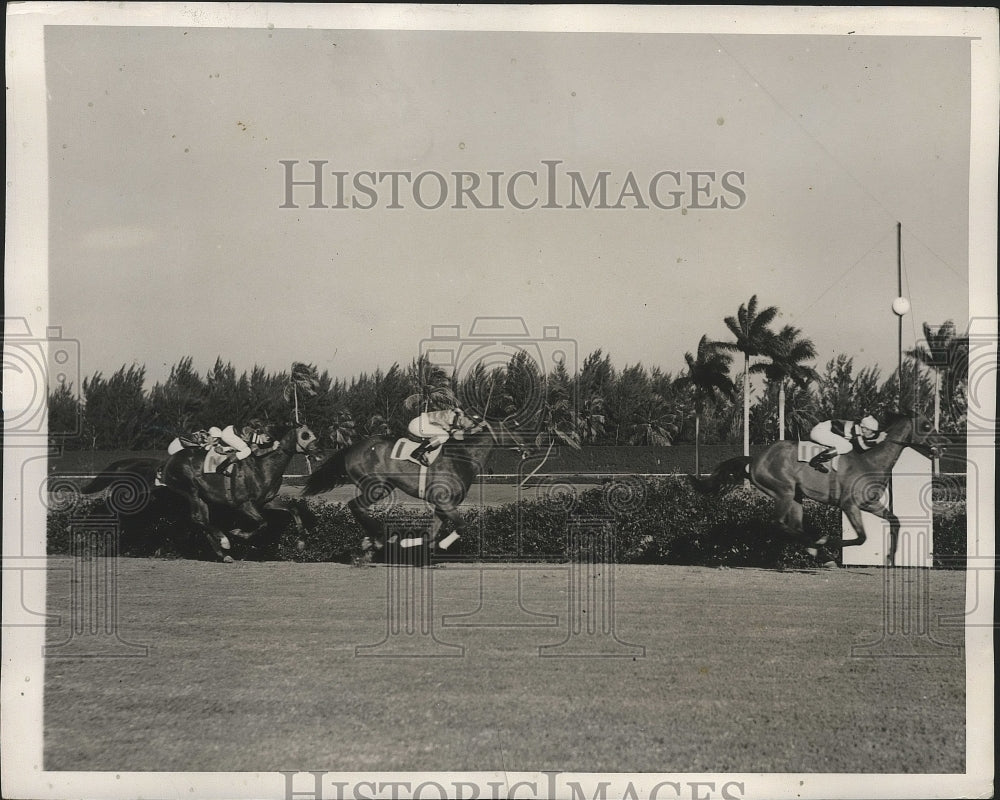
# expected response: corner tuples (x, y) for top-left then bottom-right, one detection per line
(884, 409), (949, 458)
(271, 421), (319, 454)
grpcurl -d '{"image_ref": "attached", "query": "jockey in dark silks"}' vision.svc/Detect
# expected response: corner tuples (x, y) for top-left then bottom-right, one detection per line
(808, 414), (885, 473)
(166, 419), (273, 474)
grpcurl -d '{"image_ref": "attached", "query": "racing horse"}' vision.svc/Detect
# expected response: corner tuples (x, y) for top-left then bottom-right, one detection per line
(302, 418), (530, 556)
(690, 411), (947, 566)
(83, 422), (319, 561)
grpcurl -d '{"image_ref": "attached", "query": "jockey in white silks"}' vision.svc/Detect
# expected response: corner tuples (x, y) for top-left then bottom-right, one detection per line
(407, 407), (481, 466)
(207, 424), (254, 475)
(808, 414), (885, 473)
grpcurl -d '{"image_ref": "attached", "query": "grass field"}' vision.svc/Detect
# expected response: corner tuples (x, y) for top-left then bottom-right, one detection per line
(44, 557), (966, 774)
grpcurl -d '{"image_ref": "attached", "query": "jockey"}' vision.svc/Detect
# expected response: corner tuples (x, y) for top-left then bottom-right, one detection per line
(808, 414), (885, 472)
(407, 406), (482, 467)
(240, 418), (275, 452)
(208, 424), (254, 475)
(167, 428), (209, 455)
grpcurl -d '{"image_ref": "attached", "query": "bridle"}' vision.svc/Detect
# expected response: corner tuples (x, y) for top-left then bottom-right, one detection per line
(274, 423), (318, 455)
(881, 417), (945, 458)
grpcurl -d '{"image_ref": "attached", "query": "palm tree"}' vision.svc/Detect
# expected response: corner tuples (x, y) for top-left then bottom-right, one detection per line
(327, 409), (356, 448)
(908, 320), (961, 433)
(750, 325), (818, 440)
(523, 394), (581, 486)
(628, 394), (679, 446)
(572, 396), (606, 443)
(284, 362), (320, 423)
(403, 354), (456, 413)
(674, 335), (736, 475)
(718, 295), (779, 457)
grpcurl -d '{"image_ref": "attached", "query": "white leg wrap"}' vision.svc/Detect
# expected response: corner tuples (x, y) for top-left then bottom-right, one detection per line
(439, 532), (460, 550)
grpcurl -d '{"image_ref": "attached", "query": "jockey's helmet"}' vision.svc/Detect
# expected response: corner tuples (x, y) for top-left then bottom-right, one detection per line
(208, 426), (224, 439)
(860, 415), (879, 432)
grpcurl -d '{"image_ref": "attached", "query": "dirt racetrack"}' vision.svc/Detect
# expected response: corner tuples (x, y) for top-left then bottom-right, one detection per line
(44, 557), (965, 774)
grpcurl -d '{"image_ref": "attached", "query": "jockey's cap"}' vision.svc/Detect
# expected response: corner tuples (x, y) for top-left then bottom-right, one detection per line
(208, 426), (224, 438)
(860, 415), (879, 431)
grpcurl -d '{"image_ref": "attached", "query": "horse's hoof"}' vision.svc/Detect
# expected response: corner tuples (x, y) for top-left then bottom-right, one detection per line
(821, 560), (838, 569)
(222, 555), (234, 563)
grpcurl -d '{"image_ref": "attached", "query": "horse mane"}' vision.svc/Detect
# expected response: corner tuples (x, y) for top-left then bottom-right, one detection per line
(882, 409), (913, 428)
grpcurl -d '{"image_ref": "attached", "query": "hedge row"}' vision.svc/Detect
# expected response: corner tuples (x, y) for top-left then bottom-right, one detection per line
(48, 476), (967, 569)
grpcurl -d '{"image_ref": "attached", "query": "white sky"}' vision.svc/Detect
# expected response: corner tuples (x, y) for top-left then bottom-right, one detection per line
(45, 26), (971, 387)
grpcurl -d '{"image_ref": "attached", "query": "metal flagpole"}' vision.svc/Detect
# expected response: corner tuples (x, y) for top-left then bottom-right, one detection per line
(897, 222), (902, 407)
(891, 222), (910, 405)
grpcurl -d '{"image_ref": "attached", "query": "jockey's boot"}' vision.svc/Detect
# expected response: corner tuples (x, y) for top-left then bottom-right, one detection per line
(215, 455), (237, 475)
(808, 449), (836, 473)
(411, 442), (431, 467)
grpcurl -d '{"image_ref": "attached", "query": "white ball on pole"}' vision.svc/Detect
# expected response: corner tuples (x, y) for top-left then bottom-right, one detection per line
(892, 296), (910, 316)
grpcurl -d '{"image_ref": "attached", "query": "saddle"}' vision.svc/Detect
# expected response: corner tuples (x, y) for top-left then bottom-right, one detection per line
(797, 441), (841, 472)
(389, 438), (440, 499)
(202, 447), (236, 475)
(390, 438), (443, 467)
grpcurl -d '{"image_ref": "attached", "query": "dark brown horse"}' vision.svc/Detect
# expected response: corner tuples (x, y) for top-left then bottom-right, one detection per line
(302, 420), (529, 555)
(84, 422), (318, 561)
(691, 411), (947, 566)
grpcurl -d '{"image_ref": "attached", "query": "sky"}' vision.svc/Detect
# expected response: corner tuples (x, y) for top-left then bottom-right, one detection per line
(44, 23), (972, 390)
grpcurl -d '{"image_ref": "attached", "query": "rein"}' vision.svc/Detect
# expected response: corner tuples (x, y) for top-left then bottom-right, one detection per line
(480, 419), (529, 457)
(876, 418), (941, 457)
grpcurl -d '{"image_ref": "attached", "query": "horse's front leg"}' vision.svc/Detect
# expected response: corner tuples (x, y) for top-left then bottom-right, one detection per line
(186, 495), (234, 563)
(858, 500), (901, 567)
(433, 506), (468, 551)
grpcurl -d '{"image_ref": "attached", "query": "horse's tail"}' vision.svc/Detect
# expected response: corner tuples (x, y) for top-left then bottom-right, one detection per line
(689, 456), (750, 494)
(302, 448), (351, 496)
(81, 472), (116, 494)
(81, 458), (158, 494)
